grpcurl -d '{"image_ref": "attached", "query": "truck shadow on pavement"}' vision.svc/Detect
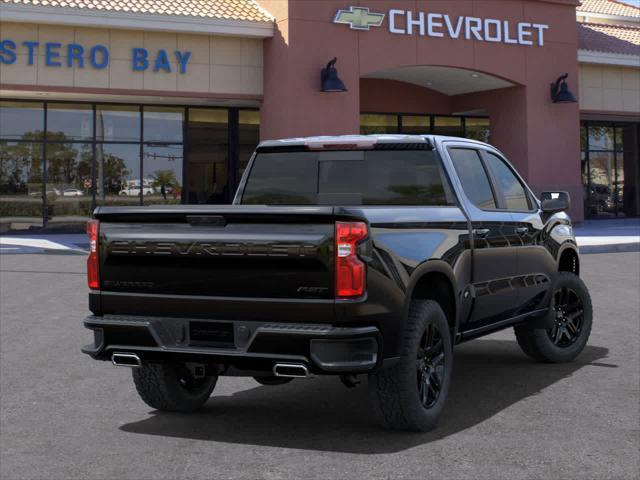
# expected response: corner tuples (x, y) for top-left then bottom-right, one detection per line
(120, 339), (611, 454)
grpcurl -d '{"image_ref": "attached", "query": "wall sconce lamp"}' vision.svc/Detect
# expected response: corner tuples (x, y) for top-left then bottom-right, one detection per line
(321, 58), (348, 92)
(550, 73), (577, 104)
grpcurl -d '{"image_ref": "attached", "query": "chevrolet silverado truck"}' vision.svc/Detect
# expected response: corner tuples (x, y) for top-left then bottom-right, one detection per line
(82, 135), (592, 431)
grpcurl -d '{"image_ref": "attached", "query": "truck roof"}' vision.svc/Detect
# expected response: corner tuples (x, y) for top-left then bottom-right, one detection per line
(257, 134), (489, 150)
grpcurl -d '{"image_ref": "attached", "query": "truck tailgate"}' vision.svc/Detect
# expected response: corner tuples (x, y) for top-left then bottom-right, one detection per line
(95, 206), (336, 301)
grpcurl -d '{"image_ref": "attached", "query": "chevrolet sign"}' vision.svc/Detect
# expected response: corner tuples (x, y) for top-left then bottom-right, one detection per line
(334, 6), (549, 47)
(334, 6), (385, 31)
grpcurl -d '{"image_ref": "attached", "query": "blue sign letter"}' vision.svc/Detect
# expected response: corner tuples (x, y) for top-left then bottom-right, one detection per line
(174, 51), (191, 74)
(153, 49), (171, 73)
(22, 41), (38, 65)
(90, 45), (109, 69)
(0, 40), (17, 65)
(132, 48), (148, 71)
(45, 42), (62, 67)
(67, 44), (84, 68)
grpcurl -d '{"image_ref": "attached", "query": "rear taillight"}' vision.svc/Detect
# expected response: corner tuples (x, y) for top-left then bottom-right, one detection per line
(335, 221), (367, 298)
(87, 219), (99, 290)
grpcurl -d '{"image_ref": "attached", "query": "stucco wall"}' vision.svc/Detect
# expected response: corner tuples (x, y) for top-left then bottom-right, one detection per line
(0, 22), (263, 96)
(579, 63), (640, 114)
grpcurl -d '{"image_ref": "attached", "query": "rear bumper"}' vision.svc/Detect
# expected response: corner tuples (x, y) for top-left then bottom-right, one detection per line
(82, 315), (382, 375)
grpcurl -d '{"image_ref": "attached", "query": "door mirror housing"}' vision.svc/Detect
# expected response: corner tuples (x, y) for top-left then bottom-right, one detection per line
(540, 191), (571, 213)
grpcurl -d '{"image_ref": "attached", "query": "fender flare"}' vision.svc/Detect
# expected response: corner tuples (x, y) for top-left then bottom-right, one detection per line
(402, 259), (461, 338)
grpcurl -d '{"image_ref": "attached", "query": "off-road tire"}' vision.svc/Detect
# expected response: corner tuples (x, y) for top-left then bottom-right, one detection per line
(253, 376), (293, 386)
(132, 363), (217, 412)
(368, 300), (453, 432)
(515, 272), (592, 363)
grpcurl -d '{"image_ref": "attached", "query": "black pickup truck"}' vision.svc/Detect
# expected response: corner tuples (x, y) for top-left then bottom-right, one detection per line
(82, 135), (592, 431)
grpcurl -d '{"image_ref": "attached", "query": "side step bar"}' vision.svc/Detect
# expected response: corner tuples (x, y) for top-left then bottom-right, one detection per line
(111, 352), (142, 368)
(273, 363), (309, 378)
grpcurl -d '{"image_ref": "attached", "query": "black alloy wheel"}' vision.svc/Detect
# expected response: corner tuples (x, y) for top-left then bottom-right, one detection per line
(547, 287), (584, 348)
(417, 323), (445, 409)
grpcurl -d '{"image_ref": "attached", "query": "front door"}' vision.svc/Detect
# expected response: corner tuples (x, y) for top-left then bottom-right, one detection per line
(445, 146), (522, 328)
(480, 150), (557, 313)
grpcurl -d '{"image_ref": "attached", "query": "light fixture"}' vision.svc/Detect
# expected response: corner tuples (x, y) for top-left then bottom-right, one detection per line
(550, 73), (577, 104)
(321, 57), (348, 92)
(470, 73), (481, 78)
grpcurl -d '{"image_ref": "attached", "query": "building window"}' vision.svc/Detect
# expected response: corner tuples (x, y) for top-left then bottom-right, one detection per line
(360, 113), (490, 141)
(582, 121), (639, 218)
(0, 100), (261, 231)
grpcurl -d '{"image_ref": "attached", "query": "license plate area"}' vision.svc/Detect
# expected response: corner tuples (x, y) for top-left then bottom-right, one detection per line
(189, 321), (235, 348)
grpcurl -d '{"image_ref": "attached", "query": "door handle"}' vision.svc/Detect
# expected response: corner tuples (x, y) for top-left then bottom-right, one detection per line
(516, 227), (529, 236)
(473, 228), (491, 239)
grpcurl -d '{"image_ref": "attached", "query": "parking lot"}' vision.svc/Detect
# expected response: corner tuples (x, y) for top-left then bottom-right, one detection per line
(1, 251), (638, 480)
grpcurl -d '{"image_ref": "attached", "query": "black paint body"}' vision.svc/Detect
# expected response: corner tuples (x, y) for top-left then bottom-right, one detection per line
(82, 136), (579, 376)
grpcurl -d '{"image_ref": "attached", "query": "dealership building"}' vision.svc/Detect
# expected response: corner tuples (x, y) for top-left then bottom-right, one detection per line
(0, 0), (638, 230)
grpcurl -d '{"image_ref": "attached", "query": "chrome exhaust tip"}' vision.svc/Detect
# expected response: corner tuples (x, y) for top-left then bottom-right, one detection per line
(111, 352), (142, 368)
(273, 363), (310, 378)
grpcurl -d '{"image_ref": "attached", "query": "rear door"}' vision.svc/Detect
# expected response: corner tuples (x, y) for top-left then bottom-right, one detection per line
(445, 145), (522, 328)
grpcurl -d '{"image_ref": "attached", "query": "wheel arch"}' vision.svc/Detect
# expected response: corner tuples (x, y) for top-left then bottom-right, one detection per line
(405, 260), (460, 340)
(558, 244), (580, 276)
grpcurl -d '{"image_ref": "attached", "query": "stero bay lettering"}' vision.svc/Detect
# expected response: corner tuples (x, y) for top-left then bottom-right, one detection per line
(0, 40), (192, 73)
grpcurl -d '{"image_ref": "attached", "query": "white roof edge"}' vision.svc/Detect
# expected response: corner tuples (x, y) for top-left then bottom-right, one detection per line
(578, 49), (640, 67)
(576, 11), (640, 23)
(257, 134), (490, 149)
(0, 3), (275, 38)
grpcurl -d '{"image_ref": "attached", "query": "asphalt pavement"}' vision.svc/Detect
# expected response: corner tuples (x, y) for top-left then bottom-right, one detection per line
(0, 252), (638, 480)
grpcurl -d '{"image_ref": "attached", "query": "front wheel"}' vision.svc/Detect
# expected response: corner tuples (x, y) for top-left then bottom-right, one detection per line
(515, 272), (593, 363)
(368, 300), (452, 432)
(132, 362), (217, 412)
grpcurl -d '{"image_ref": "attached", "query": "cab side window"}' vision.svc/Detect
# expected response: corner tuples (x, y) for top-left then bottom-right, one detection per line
(483, 152), (531, 211)
(448, 148), (497, 209)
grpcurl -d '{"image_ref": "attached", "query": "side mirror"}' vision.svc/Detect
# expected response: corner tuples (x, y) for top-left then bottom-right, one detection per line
(540, 191), (571, 213)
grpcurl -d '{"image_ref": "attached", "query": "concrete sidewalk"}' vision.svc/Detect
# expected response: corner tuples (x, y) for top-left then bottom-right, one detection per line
(0, 219), (638, 255)
(574, 219), (640, 253)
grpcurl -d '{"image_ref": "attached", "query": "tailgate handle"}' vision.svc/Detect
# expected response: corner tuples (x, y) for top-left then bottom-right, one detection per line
(187, 215), (226, 227)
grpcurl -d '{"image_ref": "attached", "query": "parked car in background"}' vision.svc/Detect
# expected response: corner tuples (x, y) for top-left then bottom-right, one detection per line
(82, 135), (592, 432)
(62, 188), (85, 197)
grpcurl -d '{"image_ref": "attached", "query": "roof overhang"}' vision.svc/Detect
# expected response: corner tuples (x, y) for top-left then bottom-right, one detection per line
(578, 49), (640, 67)
(0, 3), (275, 38)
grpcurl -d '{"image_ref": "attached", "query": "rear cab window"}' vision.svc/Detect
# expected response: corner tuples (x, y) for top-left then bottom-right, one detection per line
(241, 150), (456, 206)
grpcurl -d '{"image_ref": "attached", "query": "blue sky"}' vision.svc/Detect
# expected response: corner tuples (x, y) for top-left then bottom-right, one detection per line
(617, 0), (640, 7)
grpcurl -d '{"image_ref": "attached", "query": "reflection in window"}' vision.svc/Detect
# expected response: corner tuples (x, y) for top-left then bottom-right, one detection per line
(143, 144), (183, 205)
(143, 107), (183, 143)
(186, 109), (228, 204)
(361, 114), (399, 134)
(47, 103), (93, 141)
(449, 148), (496, 209)
(0, 101), (44, 140)
(465, 118), (491, 143)
(97, 105), (140, 142)
(588, 126), (614, 151)
(433, 116), (463, 137)
(96, 143), (141, 206)
(0, 141), (44, 227)
(401, 115), (430, 135)
(47, 143), (93, 222)
(484, 152), (529, 211)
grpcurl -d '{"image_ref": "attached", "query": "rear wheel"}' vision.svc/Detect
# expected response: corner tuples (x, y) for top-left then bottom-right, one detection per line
(253, 376), (293, 386)
(132, 362), (217, 412)
(368, 300), (452, 432)
(515, 272), (592, 363)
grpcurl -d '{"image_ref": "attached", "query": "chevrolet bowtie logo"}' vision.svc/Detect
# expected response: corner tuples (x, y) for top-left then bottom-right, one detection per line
(334, 6), (385, 31)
